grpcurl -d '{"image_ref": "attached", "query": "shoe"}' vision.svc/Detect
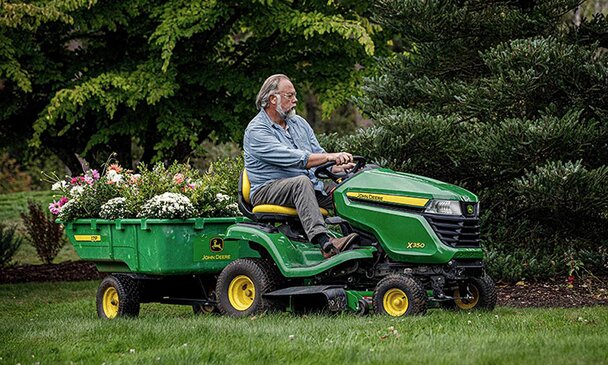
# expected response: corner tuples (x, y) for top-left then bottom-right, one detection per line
(321, 233), (359, 259)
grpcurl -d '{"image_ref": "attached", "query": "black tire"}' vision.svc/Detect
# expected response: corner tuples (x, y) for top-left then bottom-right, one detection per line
(96, 274), (140, 319)
(216, 258), (282, 317)
(192, 304), (219, 315)
(441, 275), (497, 311)
(373, 275), (427, 316)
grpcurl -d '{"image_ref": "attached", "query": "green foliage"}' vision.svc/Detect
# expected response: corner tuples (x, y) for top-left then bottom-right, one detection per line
(1, 0), (381, 172)
(0, 223), (22, 268)
(334, 0), (608, 280)
(20, 201), (65, 264)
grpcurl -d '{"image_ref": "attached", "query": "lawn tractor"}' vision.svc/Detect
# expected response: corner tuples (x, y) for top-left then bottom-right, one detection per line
(64, 157), (496, 319)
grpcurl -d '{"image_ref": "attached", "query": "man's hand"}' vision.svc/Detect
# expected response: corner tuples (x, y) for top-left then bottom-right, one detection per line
(331, 162), (355, 174)
(305, 151), (353, 169)
(326, 152), (353, 165)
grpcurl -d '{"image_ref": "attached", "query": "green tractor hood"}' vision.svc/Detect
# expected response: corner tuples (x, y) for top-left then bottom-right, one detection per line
(337, 168), (478, 204)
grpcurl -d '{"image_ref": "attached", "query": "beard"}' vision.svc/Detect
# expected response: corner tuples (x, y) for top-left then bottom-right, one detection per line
(275, 96), (296, 119)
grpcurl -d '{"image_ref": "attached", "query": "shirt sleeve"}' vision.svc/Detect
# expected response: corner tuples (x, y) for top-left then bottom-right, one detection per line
(245, 124), (310, 168)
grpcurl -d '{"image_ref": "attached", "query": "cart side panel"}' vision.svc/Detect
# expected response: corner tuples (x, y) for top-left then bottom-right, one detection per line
(65, 218), (259, 275)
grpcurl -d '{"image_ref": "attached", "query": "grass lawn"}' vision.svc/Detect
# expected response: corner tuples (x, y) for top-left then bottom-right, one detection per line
(1, 281), (607, 365)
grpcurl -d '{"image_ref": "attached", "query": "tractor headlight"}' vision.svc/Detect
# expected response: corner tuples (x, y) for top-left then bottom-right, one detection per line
(424, 200), (462, 215)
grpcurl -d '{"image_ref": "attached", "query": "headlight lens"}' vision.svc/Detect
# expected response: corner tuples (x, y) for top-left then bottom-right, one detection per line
(424, 200), (462, 215)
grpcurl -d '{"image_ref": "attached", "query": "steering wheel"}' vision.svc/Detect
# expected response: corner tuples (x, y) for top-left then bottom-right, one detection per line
(314, 156), (367, 182)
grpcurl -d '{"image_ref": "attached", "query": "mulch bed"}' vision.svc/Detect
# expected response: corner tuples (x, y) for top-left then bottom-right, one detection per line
(1, 261), (607, 308)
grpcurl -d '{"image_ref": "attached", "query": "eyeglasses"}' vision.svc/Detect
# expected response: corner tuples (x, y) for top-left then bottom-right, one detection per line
(278, 92), (297, 100)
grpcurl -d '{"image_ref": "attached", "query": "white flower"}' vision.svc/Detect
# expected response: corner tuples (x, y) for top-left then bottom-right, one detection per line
(70, 186), (84, 197)
(138, 192), (194, 219)
(216, 193), (229, 202)
(107, 170), (123, 184)
(51, 181), (68, 191)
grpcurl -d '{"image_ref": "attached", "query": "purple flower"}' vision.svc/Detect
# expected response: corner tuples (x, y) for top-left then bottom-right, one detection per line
(91, 169), (100, 180)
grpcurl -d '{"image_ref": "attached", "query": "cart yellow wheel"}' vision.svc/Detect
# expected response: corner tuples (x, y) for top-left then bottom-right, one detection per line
(228, 275), (256, 311)
(373, 275), (427, 317)
(102, 287), (120, 319)
(216, 259), (281, 317)
(96, 275), (140, 319)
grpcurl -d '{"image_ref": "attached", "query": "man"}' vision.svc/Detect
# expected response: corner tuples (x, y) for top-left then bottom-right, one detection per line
(243, 74), (359, 258)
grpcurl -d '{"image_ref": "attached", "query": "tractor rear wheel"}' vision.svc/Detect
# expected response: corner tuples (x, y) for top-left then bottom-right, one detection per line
(441, 275), (497, 311)
(373, 275), (427, 316)
(96, 274), (140, 319)
(216, 258), (281, 317)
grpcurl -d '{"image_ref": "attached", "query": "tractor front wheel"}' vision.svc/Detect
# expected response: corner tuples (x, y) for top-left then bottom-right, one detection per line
(96, 274), (140, 319)
(441, 275), (497, 311)
(216, 258), (280, 317)
(373, 275), (427, 317)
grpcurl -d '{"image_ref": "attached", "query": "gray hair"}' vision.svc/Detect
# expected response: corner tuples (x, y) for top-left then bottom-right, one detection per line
(255, 74), (290, 110)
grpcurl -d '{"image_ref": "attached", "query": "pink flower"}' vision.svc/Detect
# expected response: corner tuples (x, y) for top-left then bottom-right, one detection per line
(70, 177), (80, 185)
(173, 173), (185, 184)
(107, 164), (123, 174)
(49, 197), (69, 215)
(91, 169), (100, 180)
(84, 175), (94, 185)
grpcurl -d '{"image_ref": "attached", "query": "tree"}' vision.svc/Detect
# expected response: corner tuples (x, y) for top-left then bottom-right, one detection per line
(0, 0), (379, 173)
(322, 0), (608, 280)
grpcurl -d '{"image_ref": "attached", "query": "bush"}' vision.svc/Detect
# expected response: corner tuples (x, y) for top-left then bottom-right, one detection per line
(21, 201), (66, 264)
(0, 223), (22, 268)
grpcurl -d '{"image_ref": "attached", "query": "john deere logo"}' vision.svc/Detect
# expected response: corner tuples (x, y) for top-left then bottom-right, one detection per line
(210, 238), (224, 252)
(466, 205), (474, 215)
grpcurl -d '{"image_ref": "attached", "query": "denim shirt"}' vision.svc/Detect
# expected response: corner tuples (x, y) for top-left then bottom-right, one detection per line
(244, 109), (326, 200)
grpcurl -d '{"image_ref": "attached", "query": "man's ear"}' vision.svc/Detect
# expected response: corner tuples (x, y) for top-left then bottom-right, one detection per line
(270, 94), (277, 105)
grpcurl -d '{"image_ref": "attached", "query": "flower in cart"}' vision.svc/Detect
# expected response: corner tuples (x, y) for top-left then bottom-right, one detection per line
(100, 197), (128, 220)
(106, 169), (123, 184)
(173, 173), (185, 185)
(51, 180), (69, 192)
(83, 169), (100, 185)
(70, 185), (85, 198)
(137, 192), (195, 219)
(70, 176), (85, 185)
(108, 164), (123, 174)
(216, 193), (230, 202)
(49, 196), (69, 215)
(130, 174), (141, 184)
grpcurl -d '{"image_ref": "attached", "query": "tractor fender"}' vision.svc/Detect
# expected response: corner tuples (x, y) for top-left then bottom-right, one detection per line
(223, 223), (376, 278)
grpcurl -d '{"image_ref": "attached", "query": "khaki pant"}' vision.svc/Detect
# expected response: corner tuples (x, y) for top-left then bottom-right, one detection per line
(251, 175), (333, 241)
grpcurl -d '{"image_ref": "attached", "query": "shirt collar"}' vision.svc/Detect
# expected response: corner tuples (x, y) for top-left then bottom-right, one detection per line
(260, 109), (292, 130)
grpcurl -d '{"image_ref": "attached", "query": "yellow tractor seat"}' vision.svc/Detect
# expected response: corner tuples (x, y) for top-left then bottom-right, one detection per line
(239, 170), (329, 220)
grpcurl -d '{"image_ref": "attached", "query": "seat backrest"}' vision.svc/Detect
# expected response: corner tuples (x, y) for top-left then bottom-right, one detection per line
(238, 169), (255, 219)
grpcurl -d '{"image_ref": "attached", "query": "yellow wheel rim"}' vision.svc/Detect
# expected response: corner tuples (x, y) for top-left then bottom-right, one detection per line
(383, 288), (409, 316)
(102, 287), (119, 319)
(228, 275), (256, 311)
(454, 285), (480, 310)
